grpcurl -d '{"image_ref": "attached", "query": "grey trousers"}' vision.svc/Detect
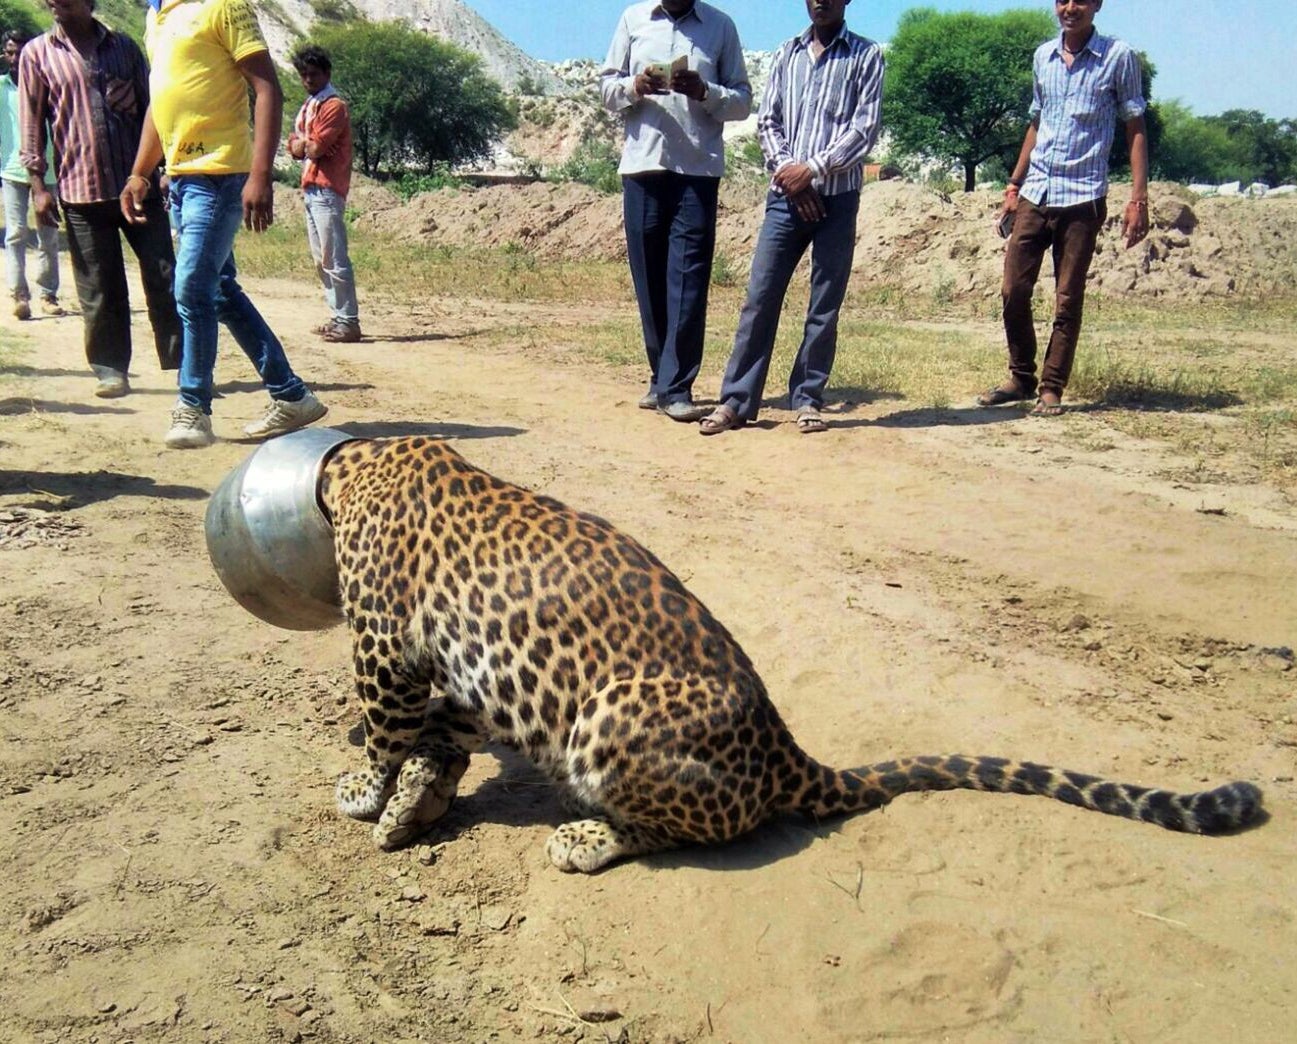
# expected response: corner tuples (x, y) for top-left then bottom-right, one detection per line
(717, 189), (859, 420)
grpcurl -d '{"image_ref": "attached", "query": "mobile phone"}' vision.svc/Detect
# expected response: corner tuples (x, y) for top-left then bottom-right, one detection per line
(995, 209), (1015, 239)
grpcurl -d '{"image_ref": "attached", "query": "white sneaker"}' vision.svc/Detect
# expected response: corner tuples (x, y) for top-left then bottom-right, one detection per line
(165, 402), (215, 449)
(91, 365), (130, 399)
(243, 390), (328, 439)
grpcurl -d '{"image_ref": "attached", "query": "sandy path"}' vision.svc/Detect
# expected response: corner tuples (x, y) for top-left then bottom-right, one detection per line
(1, 267), (1294, 1043)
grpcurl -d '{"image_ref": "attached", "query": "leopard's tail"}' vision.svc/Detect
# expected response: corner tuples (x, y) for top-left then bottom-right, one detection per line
(786, 753), (1263, 834)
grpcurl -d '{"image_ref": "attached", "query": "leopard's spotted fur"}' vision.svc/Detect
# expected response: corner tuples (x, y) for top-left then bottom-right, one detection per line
(317, 437), (1263, 872)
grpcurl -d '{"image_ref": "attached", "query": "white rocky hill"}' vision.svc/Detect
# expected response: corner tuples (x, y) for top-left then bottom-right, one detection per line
(253, 0), (565, 94)
(249, 2), (775, 170)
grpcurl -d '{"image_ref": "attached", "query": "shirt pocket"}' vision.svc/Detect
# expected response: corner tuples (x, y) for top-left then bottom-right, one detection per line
(1065, 67), (1116, 125)
(103, 76), (139, 118)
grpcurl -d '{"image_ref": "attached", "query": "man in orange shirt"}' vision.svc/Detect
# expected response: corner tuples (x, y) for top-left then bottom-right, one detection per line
(288, 45), (360, 343)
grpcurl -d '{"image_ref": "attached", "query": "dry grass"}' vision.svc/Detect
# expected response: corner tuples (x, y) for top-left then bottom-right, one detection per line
(235, 224), (1297, 499)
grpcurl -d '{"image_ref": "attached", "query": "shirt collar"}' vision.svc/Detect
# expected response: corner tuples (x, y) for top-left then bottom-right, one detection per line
(49, 18), (110, 50)
(796, 22), (850, 54)
(1052, 29), (1108, 60)
(652, 2), (703, 25)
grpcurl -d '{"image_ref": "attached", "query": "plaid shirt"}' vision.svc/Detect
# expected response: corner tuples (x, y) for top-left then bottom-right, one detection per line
(758, 23), (885, 197)
(18, 20), (151, 205)
(1022, 31), (1146, 208)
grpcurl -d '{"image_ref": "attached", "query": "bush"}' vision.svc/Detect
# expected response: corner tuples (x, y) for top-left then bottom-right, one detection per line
(392, 167), (464, 200)
(551, 137), (621, 195)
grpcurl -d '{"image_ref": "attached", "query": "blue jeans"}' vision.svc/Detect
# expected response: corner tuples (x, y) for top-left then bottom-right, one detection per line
(303, 185), (358, 326)
(170, 173), (306, 413)
(3, 178), (59, 300)
(718, 190), (860, 419)
(622, 172), (719, 404)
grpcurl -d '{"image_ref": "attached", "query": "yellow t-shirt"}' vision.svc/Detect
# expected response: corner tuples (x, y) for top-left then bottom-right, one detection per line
(145, 0), (268, 175)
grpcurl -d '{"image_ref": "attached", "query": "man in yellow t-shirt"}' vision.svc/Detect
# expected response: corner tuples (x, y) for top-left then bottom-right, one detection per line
(121, 0), (327, 449)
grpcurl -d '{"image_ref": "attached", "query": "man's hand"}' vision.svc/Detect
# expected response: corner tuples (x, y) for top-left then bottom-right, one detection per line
(634, 69), (668, 97)
(119, 174), (151, 225)
(1122, 198), (1149, 249)
(788, 187), (825, 223)
(31, 183), (59, 227)
(670, 69), (706, 102)
(243, 171), (274, 232)
(287, 132), (306, 161)
(998, 185), (1021, 221)
(772, 161), (815, 199)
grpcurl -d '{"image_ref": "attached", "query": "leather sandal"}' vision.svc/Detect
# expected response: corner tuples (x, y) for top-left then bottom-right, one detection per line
(698, 404), (745, 436)
(795, 407), (828, 433)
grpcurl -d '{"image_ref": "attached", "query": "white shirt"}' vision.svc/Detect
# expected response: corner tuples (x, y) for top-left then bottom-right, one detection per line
(600, 1), (752, 178)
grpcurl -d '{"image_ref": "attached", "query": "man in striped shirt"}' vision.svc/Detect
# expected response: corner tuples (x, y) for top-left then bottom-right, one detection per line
(20, 0), (181, 399)
(700, 0), (883, 435)
(978, 0), (1149, 417)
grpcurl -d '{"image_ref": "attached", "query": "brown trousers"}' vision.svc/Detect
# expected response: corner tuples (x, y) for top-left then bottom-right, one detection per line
(1001, 196), (1107, 396)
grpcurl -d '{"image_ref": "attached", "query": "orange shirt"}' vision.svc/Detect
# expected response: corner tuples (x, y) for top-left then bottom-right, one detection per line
(300, 95), (352, 197)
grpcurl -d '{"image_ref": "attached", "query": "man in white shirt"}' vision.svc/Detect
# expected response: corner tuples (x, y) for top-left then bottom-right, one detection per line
(600, 0), (751, 421)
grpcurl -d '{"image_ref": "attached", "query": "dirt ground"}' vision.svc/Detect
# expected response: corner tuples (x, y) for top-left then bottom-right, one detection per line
(1, 256), (1295, 1044)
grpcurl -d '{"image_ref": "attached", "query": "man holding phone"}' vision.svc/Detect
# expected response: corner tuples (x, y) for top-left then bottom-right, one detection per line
(600, 0), (751, 421)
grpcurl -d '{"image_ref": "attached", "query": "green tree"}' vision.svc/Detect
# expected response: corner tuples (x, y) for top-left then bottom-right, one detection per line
(883, 7), (1054, 191)
(311, 21), (516, 178)
(0, 0), (47, 36)
(1205, 109), (1297, 186)
(1154, 100), (1238, 184)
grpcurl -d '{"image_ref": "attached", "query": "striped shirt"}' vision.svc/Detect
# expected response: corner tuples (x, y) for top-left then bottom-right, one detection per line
(18, 20), (151, 205)
(758, 24), (884, 197)
(1022, 31), (1146, 208)
(600, 1), (752, 178)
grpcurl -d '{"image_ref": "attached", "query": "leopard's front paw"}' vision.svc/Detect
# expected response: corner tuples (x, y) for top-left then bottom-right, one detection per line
(372, 787), (455, 851)
(335, 768), (391, 820)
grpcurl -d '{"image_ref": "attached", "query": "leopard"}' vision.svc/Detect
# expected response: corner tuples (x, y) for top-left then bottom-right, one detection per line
(316, 436), (1263, 873)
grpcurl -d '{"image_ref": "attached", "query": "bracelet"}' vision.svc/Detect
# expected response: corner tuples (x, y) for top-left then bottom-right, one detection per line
(1129, 199), (1148, 207)
(125, 173), (151, 187)
(1007, 177), (1024, 188)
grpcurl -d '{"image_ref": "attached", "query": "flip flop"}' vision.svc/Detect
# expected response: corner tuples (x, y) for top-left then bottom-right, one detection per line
(977, 385), (1033, 407)
(1031, 399), (1065, 417)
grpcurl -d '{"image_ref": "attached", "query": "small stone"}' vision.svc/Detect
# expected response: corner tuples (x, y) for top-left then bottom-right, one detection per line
(478, 905), (512, 931)
(269, 987), (294, 1002)
(1156, 711), (1174, 721)
(98, 1002), (117, 1013)
(414, 845), (437, 866)
(1060, 614), (1091, 633)
(1083, 640), (1102, 652)
(400, 886), (426, 903)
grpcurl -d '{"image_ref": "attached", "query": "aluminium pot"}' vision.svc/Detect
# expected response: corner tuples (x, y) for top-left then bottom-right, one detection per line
(205, 427), (356, 630)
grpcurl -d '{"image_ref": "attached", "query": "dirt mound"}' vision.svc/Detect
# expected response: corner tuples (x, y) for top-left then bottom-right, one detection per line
(316, 177), (1297, 301)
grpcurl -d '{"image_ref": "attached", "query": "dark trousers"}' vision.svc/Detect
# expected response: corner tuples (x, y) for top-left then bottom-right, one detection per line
(1001, 195), (1107, 396)
(63, 197), (182, 373)
(622, 172), (719, 404)
(718, 189), (859, 419)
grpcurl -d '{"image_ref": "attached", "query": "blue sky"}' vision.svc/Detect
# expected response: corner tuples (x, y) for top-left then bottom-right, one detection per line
(468, 1), (1294, 118)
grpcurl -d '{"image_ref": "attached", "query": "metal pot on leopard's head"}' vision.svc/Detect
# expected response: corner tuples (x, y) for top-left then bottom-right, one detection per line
(205, 426), (357, 631)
